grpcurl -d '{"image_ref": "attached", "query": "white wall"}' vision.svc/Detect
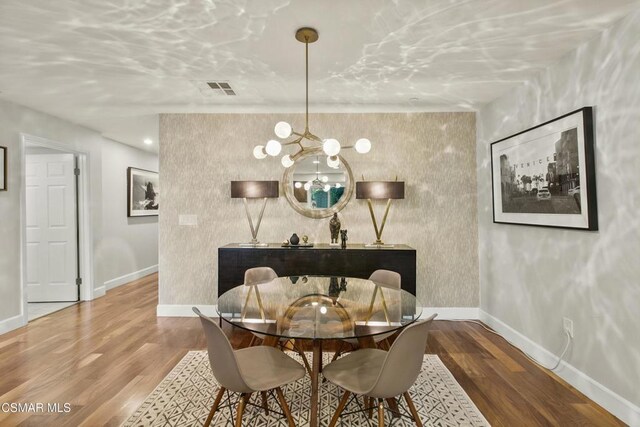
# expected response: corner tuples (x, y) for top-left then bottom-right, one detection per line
(100, 139), (158, 289)
(476, 9), (640, 423)
(0, 98), (104, 330)
(0, 98), (158, 334)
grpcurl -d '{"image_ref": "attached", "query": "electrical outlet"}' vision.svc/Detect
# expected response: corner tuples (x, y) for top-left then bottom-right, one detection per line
(563, 317), (574, 338)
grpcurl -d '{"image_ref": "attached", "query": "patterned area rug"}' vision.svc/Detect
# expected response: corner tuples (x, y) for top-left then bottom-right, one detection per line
(123, 351), (489, 426)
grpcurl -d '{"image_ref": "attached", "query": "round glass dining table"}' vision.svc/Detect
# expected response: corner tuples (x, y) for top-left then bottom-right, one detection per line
(217, 275), (422, 427)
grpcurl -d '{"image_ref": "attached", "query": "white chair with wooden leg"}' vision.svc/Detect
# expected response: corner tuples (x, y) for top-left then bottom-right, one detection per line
(241, 267), (276, 330)
(243, 267), (313, 376)
(323, 314), (437, 427)
(193, 307), (305, 427)
(332, 269), (402, 361)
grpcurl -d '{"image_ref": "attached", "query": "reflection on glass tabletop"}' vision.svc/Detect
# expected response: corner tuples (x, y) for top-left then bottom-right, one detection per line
(216, 276), (422, 340)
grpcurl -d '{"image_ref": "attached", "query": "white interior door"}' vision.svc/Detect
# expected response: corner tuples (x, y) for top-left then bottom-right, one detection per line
(26, 153), (78, 302)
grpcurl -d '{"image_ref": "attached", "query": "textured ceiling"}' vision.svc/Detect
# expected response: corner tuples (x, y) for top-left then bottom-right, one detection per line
(0, 0), (638, 151)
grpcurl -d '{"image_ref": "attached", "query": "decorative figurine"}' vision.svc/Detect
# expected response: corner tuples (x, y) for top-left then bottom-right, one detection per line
(302, 235), (309, 244)
(329, 277), (349, 299)
(328, 277), (340, 298)
(329, 213), (341, 245)
(340, 229), (348, 249)
(290, 233), (300, 245)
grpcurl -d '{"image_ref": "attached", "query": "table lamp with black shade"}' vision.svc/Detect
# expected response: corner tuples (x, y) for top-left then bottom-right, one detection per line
(231, 181), (279, 247)
(356, 180), (405, 248)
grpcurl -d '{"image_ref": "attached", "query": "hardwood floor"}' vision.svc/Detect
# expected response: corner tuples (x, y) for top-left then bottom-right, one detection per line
(0, 273), (623, 426)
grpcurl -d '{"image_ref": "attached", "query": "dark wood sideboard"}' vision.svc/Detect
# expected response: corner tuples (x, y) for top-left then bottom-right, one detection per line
(218, 243), (416, 296)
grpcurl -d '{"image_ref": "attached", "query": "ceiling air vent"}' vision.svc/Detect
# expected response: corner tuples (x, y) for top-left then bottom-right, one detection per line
(206, 81), (236, 96)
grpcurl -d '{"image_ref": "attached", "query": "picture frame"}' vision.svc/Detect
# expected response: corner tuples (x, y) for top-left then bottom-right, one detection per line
(0, 146), (6, 191)
(490, 107), (597, 230)
(127, 167), (159, 217)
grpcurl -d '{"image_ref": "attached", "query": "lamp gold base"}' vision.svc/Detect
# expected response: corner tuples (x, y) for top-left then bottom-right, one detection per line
(364, 243), (396, 248)
(366, 198), (394, 247)
(242, 197), (269, 248)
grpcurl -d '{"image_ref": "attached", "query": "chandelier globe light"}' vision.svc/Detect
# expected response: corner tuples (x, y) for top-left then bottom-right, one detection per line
(253, 145), (267, 159)
(281, 154), (294, 168)
(253, 27), (371, 167)
(322, 138), (341, 156)
(274, 121), (293, 139)
(265, 139), (282, 156)
(327, 155), (340, 168)
(355, 138), (372, 154)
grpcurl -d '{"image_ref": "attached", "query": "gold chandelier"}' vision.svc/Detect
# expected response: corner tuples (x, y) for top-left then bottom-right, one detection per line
(252, 27), (372, 168)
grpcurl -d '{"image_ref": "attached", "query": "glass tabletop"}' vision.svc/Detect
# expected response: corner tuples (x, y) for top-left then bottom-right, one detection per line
(217, 275), (422, 340)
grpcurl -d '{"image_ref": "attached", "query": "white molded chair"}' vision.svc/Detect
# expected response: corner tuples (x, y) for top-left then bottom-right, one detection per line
(242, 267), (313, 375)
(323, 314), (437, 427)
(332, 269), (402, 361)
(193, 307), (305, 427)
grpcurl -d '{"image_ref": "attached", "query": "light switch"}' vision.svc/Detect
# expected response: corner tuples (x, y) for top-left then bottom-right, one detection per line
(179, 214), (198, 226)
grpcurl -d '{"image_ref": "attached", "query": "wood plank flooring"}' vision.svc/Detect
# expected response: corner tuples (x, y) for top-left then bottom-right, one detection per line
(0, 274), (623, 426)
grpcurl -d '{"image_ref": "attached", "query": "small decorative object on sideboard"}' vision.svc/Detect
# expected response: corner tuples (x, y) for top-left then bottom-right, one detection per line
(340, 229), (348, 249)
(329, 213), (341, 246)
(281, 234), (314, 247)
(289, 233), (300, 245)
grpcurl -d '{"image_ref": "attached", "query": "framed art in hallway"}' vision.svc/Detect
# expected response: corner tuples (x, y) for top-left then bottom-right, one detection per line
(127, 167), (159, 217)
(0, 146), (6, 191)
(491, 107), (597, 230)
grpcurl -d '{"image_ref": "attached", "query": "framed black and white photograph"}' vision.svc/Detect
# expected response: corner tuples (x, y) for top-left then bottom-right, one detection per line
(491, 107), (597, 230)
(0, 146), (6, 191)
(127, 167), (159, 217)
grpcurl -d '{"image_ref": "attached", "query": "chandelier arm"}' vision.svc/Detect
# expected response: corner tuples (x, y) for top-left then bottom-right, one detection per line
(291, 148), (305, 161)
(291, 131), (305, 138)
(283, 138), (303, 146)
(305, 37), (309, 133)
(305, 132), (322, 143)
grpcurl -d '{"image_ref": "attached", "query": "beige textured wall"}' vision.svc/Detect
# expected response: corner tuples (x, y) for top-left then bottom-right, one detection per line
(159, 112), (478, 307)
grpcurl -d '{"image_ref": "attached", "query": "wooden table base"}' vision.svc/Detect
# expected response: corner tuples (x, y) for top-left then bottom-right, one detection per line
(310, 340), (322, 427)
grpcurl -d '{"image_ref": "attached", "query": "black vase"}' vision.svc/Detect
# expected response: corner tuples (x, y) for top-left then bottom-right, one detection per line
(290, 233), (300, 245)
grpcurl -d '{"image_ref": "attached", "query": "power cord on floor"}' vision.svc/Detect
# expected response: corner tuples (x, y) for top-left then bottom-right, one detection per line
(439, 319), (572, 372)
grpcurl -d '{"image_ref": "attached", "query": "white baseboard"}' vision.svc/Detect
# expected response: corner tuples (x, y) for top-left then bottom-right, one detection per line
(480, 310), (640, 426)
(93, 286), (106, 298)
(0, 314), (27, 335)
(157, 304), (218, 317)
(422, 307), (479, 320)
(105, 265), (158, 291)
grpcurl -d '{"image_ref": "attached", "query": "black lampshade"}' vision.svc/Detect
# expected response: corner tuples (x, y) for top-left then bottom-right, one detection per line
(231, 181), (279, 198)
(356, 181), (405, 200)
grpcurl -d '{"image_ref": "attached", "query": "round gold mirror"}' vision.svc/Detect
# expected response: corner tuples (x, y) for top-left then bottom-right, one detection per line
(283, 148), (354, 219)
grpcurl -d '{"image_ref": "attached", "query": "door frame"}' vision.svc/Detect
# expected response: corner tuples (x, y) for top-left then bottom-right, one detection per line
(19, 134), (95, 322)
